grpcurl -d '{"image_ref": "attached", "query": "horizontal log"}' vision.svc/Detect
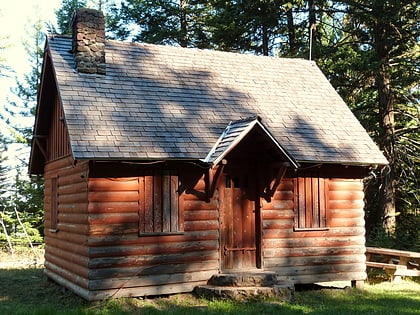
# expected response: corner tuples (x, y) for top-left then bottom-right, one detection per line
(262, 209), (294, 220)
(263, 236), (365, 249)
(183, 200), (218, 211)
(328, 190), (364, 201)
(44, 156), (74, 172)
(263, 220), (293, 230)
(58, 213), (88, 225)
(45, 261), (89, 289)
(329, 200), (364, 210)
(328, 180), (362, 191)
(45, 246), (89, 267)
(261, 201), (293, 211)
(88, 252), (219, 279)
(58, 192), (88, 205)
(88, 240), (219, 259)
(88, 279), (208, 300)
(89, 259), (218, 278)
(263, 246), (366, 266)
(88, 177), (139, 191)
(264, 226), (365, 239)
(184, 220), (218, 231)
(44, 229), (88, 245)
(45, 252), (89, 280)
(87, 230), (219, 247)
(264, 261), (366, 276)
(58, 171), (88, 187)
(44, 267), (91, 300)
(89, 223), (139, 236)
(88, 213), (139, 225)
(275, 271), (367, 284)
(89, 269), (216, 292)
(56, 222), (89, 235)
(329, 209), (363, 219)
(58, 202), (88, 214)
(45, 237), (89, 256)
(59, 181), (87, 195)
(327, 217), (365, 228)
(88, 191), (139, 202)
(88, 201), (139, 213)
(184, 210), (218, 221)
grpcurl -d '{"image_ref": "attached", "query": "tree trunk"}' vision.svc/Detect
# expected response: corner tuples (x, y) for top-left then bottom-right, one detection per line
(373, 10), (396, 233)
(286, 7), (297, 55)
(308, 0), (316, 59)
(179, 0), (188, 47)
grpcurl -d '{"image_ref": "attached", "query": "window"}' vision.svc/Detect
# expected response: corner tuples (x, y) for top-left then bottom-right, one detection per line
(294, 172), (328, 230)
(50, 177), (58, 231)
(139, 170), (181, 234)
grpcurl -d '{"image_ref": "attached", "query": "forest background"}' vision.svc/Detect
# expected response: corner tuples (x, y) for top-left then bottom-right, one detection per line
(0, 0), (418, 253)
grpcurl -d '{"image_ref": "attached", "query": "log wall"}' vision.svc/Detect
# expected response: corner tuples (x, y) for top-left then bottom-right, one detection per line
(262, 177), (367, 283)
(84, 176), (219, 300)
(43, 156), (90, 296)
(43, 159), (367, 300)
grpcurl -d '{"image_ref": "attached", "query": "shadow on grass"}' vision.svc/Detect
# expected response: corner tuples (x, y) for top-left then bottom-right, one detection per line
(0, 268), (419, 315)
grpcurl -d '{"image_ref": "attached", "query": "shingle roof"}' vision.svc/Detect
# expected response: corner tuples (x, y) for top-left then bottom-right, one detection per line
(41, 35), (388, 166)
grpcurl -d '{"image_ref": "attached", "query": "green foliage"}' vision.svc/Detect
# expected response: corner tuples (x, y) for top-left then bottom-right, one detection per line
(318, 1), (419, 242)
(55, 0), (88, 35)
(108, 0), (213, 48)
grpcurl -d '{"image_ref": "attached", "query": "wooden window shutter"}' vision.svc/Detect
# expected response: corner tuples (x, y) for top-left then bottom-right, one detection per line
(294, 171), (328, 229)
(139, 170), (181, 234)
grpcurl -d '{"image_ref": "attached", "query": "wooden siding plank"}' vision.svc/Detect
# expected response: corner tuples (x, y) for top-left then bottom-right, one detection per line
(153, 174), (162, 232)
(162, 174), (171, 232)
(170, 174), (179, 232)
(144, 174), (154, 233)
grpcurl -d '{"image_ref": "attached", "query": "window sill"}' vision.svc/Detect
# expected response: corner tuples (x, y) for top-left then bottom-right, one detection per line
(293, 227), (329, 232)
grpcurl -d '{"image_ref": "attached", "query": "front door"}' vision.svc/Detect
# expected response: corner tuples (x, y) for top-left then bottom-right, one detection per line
(221, 172), (257, 270)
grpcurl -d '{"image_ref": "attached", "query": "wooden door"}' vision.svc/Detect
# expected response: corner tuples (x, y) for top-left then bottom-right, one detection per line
(221, 173), (257, 270)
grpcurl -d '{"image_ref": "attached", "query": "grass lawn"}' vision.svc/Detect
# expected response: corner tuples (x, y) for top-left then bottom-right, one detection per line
(0, 267), (419, 315)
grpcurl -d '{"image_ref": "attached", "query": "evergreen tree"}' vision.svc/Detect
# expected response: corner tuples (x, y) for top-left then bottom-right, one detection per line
(55, 0), (88, 35)
(108, 0), (212, 48)
(318, 1), (419, 246)
(4, 10), (46, 243)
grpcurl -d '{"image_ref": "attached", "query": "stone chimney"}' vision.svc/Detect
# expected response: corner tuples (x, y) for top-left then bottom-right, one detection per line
(71, 8), (106, 75)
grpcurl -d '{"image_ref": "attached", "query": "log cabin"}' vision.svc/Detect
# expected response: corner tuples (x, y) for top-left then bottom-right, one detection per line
(29, 8), (388, 300)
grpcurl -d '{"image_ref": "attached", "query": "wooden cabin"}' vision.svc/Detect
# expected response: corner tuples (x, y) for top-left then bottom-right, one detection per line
(29, 8), (388, 300)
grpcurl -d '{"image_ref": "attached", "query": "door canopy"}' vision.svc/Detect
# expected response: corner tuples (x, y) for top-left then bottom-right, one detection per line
(204, 116), (299, 169)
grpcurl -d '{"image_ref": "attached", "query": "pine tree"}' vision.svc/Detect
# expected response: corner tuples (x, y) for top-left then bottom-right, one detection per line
(55, 0), (88, 35)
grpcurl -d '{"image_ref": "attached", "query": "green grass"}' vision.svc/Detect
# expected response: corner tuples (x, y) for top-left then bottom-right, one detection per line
(0, 268), (419, 315)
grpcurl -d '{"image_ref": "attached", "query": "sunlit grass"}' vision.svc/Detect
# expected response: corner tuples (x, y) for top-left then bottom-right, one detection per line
(0, 267), (419, 315)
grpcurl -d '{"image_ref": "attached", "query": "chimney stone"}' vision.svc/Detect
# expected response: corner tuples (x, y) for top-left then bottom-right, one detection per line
(71, 8), (106, 75)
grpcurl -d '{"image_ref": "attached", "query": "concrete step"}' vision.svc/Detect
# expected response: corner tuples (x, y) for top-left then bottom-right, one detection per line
(208, 271), (278, 287)
(194, 283), (294, 301)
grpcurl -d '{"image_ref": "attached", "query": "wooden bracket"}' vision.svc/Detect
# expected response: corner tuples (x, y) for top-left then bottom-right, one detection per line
(263, 163), (289, 202)
(206, 159), (227, 199)
(33, 136), (48, 160)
